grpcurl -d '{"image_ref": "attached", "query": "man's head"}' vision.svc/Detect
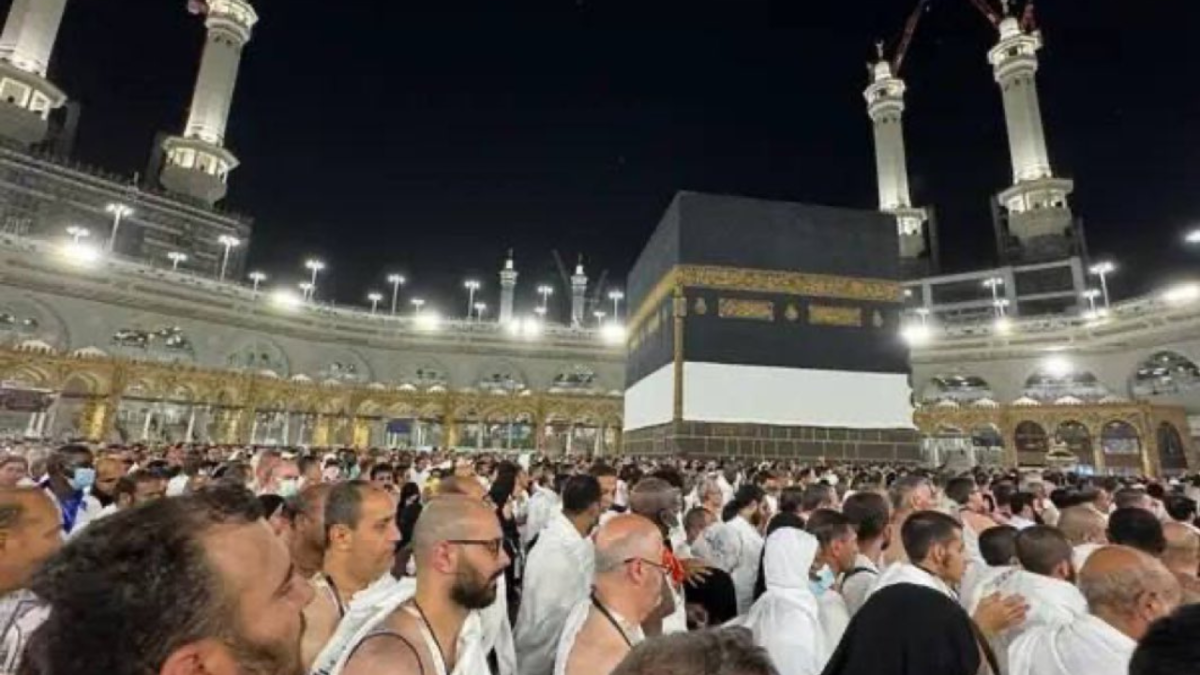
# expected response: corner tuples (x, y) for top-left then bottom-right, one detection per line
(901, 511), (966, 584)
(610, 627), (778, 675)
(92, 457), (125, 505)
(945, 476), (984, 513)
(47, 444), (95, 494)
(1161, 522), (1199, 578)
(287, 483), (331, 556)
(369, 463), (396, 492)
(628, 477), (682, 534)
(593, 514), (668, 622)
(684, 506), (714, 546)
(435, 475), (488, 501)
(120, 470), (167, 508)
(264, 460), (301, 498)
(0, 489), (61, 593)
(1015, 525), (1075, 582)
(979, 525), (1019, 567)
(842, 491), (890, 549)
(324, 481), (399, 584)
(1010, 491), (1037, 520)
(805, 509), (858, 575)
(24, 485), (313, 675)
(1079, 545), (1182, 641)
(1058, 505), (1108, 546)
(1129, 604), (1200, 675)
(412, 496), (510, 610)
(799, 484), (838, 514)
(888, 475), (934, 516)
(590, 462), (619, 511)
(696, 476), (724, 514)
(561, 474), (603, 531)
(778, 485), (805, 516)
(1108, 507), (1167, 556)
(1164, 496), (1197, 524)
(1114, 487), (1155, 512)
(297, 455), (322, 487)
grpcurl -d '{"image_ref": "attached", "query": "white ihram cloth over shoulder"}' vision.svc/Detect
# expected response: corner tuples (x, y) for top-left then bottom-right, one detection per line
(840, 553), (880, 617)
(866, 562), (956, 602)
(553, 598), (645, 675)
(309, 575), (492, 675)
(514, 513), (595, 675)
(1073, 543), (1103, 573)
(965, 567), (1088, 674)
(726, 529), (828, 675)
(1007, 613), (1136, 675)
(704, 515), (763, 614)
(522, 485), (561, 548)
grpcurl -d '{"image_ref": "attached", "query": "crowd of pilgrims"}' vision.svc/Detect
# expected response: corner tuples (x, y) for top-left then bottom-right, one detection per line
(0, 443), (1196, 675)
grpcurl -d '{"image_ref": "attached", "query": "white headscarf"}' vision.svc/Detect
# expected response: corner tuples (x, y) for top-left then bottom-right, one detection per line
(728, 529), (827, 675)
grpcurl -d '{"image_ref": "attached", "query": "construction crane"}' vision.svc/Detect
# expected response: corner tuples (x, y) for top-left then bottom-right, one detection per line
(1020, 0), (1038, 33)
(966, 0), (1001, 27)
(891, 0), (933, 76)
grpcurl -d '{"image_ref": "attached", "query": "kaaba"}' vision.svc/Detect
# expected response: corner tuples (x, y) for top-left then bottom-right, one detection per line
(623, 191), (921, 462)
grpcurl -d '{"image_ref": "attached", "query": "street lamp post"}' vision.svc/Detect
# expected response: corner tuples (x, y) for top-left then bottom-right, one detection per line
(105, 203), (134, 253)
(66, 226), (89, 243)
(217, 235), (240, 281)
(304, 259), (325, 301)
(474, 302), (487, 322)
(982, 277), (1004, 309)
(1088, 261), (1116, 309)
(368, 292), (383, 315)
(411, 298), (426, 316)
(608, 290), (624, 319)
(387, 274), (406, 316)
(248, 271), (267, 296)
(464, 280), (481, 320)
(298, 282), (314, 301)
(537, 284), (553, 315)
(594, 310), (607, 327)
(167, 251), (188, 271)
(1082, 288), (1101, 315)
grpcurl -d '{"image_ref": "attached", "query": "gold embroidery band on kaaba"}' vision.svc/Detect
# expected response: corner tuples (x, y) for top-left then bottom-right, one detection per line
(808, 305), (862, 328)
(718, 298), (775, 322)
(628, 265), (903, 334)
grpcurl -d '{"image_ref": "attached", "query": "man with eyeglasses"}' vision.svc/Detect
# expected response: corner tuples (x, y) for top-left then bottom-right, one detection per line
(339, 496), (511, 675)
(555, 514), (669, 675)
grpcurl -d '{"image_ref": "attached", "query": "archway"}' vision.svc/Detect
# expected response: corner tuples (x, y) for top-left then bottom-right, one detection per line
(1054, 421), (1094, 468)
(1157, 422), (1189, 473)
(1014, 421), (1049, 466)
(1101, 421), (1142, 475)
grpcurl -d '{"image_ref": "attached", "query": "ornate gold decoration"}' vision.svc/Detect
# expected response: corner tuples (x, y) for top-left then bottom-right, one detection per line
(694, 297), (708, 315)
(809, 305), (863, 328)
(719, 298), (775, 322)
(872, 310), (884, 328)
(785, 304), (800, 322)
(628, 264), (903, 332)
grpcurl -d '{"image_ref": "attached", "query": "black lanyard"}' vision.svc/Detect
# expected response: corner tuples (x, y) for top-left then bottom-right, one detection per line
(591, 594), (634, 648)
(412, 600), (451, 674)
(324, 574), (347, 618)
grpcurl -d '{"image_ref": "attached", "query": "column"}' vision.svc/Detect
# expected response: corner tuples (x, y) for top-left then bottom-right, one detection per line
(594, 424), (605, 457)
(185, 406), (197, 442)
(141, 406), (154, 441)
(476, 422), (485, 451)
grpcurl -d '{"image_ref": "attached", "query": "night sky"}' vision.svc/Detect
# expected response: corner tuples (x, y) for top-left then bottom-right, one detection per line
(31, 0), (1200, 314)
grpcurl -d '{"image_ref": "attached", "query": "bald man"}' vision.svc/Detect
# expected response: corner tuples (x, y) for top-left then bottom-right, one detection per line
(1162, 522), (1200, 604)
(1057, 505), (1108, 571)
(1009, 545), (1182, 675)
(0, 489), (63, 673)
(342, 496), (511, 675)
(555, 515), (667, 675)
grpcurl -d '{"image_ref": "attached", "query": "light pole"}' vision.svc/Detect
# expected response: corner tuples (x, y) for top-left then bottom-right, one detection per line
(1186, 229), (1200, 245)
(298, 282), (314, 301)
(66, 226), (89, 243)
(982, 277), (1004, 307)
(537, 284), (553, 314)
(1088, 261), (1116, 309)
(304, 259), (325, 301)
(608, 290), (624, 319)
(367, 292), (383, 315)
(534, 306), (547, 319)
(594, 310), (607, 327)
(105, 203), (134, 252)
(1082, 288), (1100, 315)
(464, 280), (481, 320)
(411, 298), (425, 316)
(474, 302), (487, 322)
(167, 251), (188, 271)
(248, 271), (267, 295)
(993, 298), (1010, 318)
(217, 235), (240, 281)
(387, 274), (406, 316)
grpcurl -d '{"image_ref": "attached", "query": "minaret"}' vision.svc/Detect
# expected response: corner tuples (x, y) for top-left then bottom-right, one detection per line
(864, 46), (927, 262)
(0, 0), (69, 145)
(499, 250), (517, 325)
(159, 0), (258, 205)
(988, 11), (1074, 259)
(571, 258), (588, 328)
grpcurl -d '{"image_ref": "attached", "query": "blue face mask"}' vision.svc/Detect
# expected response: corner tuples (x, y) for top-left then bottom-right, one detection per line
(69, 467), (96, 492)
(809, 564), (836, 596)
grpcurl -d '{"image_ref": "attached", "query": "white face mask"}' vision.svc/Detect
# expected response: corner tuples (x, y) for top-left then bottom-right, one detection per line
(278, 478), (300, 499)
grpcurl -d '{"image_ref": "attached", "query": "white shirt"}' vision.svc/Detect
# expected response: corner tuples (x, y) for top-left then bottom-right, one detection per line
(44, 486), (102, 538)
(1008, 515), (1038, 530)
(840, 553), (880, 616)
(724, 516), (765, 614)
(523, 486), (561, 549)
(1008, 613), (1136, 675)
(514, 514), (595, 675)
(867, 562), (956, 602)
(965, 568), (1088, 674)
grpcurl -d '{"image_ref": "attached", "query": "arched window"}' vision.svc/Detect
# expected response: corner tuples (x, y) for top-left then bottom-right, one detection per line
(1023, 368), (1109, 402)
(1132, 352), (1200, 397)
(1055, 421), (1094, 467)
(1157, 422), (1189, 472)
(921, 374), (995, 404)
(1015, 421), (1048, 457)
(1101, 421), (1141, 455)
(226, 339), (289, 376)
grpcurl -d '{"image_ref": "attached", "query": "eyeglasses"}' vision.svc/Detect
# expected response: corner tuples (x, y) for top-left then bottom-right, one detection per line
(623, 557), (671, 574)
(447, 538), (505, 557)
